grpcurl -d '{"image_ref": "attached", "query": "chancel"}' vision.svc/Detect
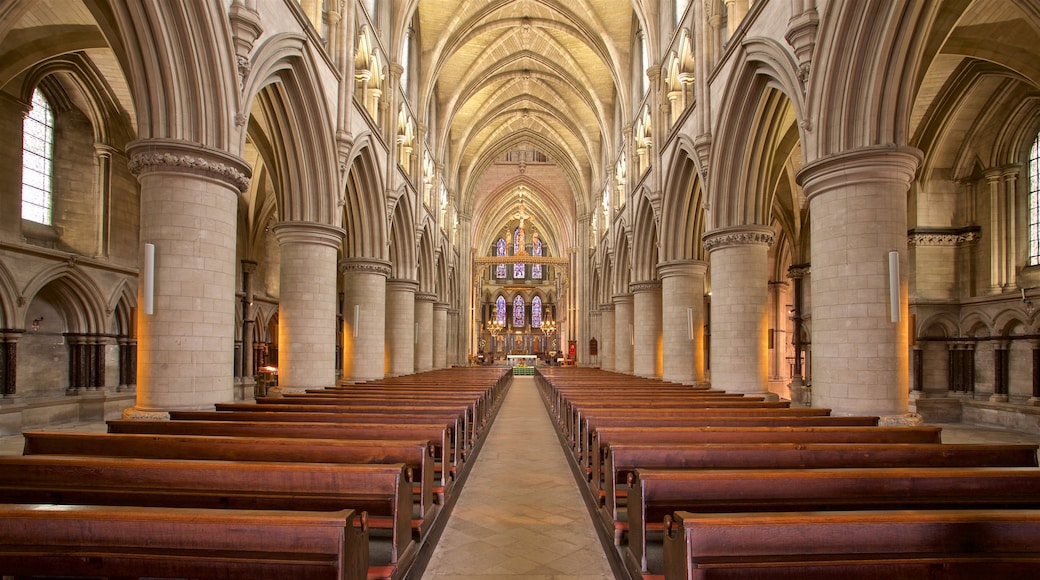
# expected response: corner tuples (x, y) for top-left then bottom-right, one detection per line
(2, 1), (1040, 579)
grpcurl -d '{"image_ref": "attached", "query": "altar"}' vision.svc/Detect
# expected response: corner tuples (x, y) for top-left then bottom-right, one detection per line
(506, 354), (537, 375)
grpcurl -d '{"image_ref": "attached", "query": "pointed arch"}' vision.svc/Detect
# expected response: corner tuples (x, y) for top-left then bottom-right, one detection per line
(388, 193), (417, 280)
(21, 267), (108, 334)
(660, 136), (706, 262)
(342, 137), (389, 260)
(630, 189), (661, 281)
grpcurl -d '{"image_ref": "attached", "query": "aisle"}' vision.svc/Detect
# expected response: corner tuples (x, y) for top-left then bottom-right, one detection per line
(420, 375), (616, 579)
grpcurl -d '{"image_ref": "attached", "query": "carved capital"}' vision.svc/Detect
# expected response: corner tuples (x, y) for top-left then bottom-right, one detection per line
(702, 227), (775, 253)
(126, 139), (252, 193)
(630, 280), (662, 294)
(338, 258), (392, 278)
(907, 227), (981, 247)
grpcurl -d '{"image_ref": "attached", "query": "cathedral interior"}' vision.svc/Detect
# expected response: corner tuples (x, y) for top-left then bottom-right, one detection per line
(0, 0), (1039, 434)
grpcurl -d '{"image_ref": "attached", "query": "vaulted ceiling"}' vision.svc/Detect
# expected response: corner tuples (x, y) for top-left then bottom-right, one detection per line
(416, 0), (637, 255)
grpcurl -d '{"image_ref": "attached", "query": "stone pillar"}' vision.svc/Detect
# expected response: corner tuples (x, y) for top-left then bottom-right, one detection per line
(658, 260), (707, 385)
(613, 293), (634, 374)
(0, 333), (17, 401)
(631, 280), (662, 378)
(127, 140), (249, 415)
(271, 221), (345, 392)
(600, 304), (615, 372)
(341, 258), (390, 382)
(414, 293), (436, 373)
(703, 226), (775, 396)
(991, 340), (1009, 402)
(385, 279), (418, 376)
(433, 302), (449, 369)
(796, 146), (922, 418)
(117, 336), (137, 392)
(787, 264), (810, 405)
(1030, 339), (1040, 405)
(240, 260), (257, 393)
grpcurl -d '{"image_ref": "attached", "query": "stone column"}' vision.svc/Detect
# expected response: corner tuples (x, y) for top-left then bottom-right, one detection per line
(658, 260), (708, 385)
(991, 340), (1009, 402)
(703, 226), (775, 396)
(240, 260), (257, 396)
(796, 146), (922, 418)
(787, 264), (810, 404)
(414, 293), (436, 373)
(600, 304), (615, 372)
(270, 221), (345, 392)
(613, 293), (634, 374)
(385, 279), (418, 376)
(127, 140), (249, 415)
(1030, 339), (1040, 405)
(433, 302), (449, 369)
(631, 280), (662, 378)
(341, 258), (390, 382)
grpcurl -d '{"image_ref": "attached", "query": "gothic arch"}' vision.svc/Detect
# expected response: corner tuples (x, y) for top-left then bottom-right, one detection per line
(707, 36), (803, 230)
(388, 192), (418, 280)
(246, 33), (339, 225)
(107, 278), (138, 336)
(630, 190), (660, 282)
(612, 224), (633, 296)
(659, 137), (706, 262)
(416, 224), (436, 295)
(0, 260), (20, 329)
(342, 138), (389, 260)
(21, 267), (108, 335)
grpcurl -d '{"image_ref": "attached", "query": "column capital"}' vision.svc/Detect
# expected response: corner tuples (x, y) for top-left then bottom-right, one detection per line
(787, 263), (811, 279)
(434, 301), (450, 311)
(702, 225), (775, 253)
(415, 292), (438, 303)
(657, 259), (708, 279)
(126, 138), (252, 193)
(612, 293), (633, 306)
(339, 257), (391, 277)
(796, 145), (922, 203)
(241, 259), (258, 274)
(600, 303), (615, 313)
(387, 278), (420, 293)
(270, 221), (346, 249)
(630, 280), (662, 294)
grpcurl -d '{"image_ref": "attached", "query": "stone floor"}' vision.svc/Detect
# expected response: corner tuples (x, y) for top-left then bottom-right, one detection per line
(4, 383), (1040, 580)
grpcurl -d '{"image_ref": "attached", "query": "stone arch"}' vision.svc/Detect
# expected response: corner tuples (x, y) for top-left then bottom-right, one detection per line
(660, 137), (706, 262)
(630, 190), (660, 282)
(416, 224), (437, 295)
(342, 137), (389, 260)
(388, 193), (417, 280)
(708, 38), (803, 230)
(612, 224), (632, 295)
(0, 259), (20, 329)
(21, 266), (107, 335)
(246, 33), (339, 225)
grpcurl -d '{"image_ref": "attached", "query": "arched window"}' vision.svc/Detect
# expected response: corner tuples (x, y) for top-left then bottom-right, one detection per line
(496, 238), (507, 278)
(513, 226), (525, 278)
(1030, 132), (1040, 266)
(513, 295), (525, 328)
(532, 235), (543, 279)
(495, 296), (506, 325)
(532, 296), (542, 328)
(22, 89), (54, 225)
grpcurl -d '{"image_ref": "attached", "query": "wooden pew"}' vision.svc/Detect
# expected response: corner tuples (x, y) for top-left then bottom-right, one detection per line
(22, 430), (439, 534)
(602, 441), (1040, 529)
(0, 455), (416, 577)
(107, 418), (459, 497)
(587, 425), (945, 492)
(662, 508), (1040, 580)
(630, 466), (1040, 575)
(0, 503), (367, 580)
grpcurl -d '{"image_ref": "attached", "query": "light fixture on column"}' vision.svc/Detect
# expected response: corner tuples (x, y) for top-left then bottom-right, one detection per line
(31, 317), (43, 332)
(888, 250), (900, 323)
(143, 242), (155, 315)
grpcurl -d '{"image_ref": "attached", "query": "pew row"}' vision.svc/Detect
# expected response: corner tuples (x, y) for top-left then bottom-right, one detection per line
(662, 508), (1040, 580)
(0, 455), (415, 579)
(630, 466), (1040, 576)
(0, 503), (368, 580)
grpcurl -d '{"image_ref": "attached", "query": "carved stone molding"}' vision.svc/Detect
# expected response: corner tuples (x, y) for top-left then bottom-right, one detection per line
(338, 258), (392, 278)
(908, 227), (981, 247)
(702, 227), (775, 253)
(126, 139), (252, 193)
(269, 221), (346, 250)
(630, 280), (662, 293)
(787, 263), (811, 279)
(415, 292), (438, 303)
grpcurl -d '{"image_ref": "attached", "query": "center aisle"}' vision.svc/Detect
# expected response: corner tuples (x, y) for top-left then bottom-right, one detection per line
(420, 375), (617, 579)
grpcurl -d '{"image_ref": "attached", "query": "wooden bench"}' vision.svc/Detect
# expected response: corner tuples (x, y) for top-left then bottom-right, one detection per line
(662, 508), (1040, 580)
(108, 418), (459, 496)
(588, 425), (944, 493)
(0, 503), (367, 580)
(630, 466), (1040, 575)
(22, 430), (439, 534)
(602, 441), (1040, 528)
(0, 455), (416, 577)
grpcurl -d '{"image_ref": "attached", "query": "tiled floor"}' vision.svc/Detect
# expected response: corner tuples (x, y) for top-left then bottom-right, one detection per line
(420, 375), (616, 579)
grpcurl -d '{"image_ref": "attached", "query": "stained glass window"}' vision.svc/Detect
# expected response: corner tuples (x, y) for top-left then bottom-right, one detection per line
(513, 227), (525, 278)
(532, 236), (543, 279)
(532, 296), (542, 328)
(1030, 133), (1040, 265)
(513, 295), (525, 328)
(496, 238), (507, 278)
(495, 296), (506, 325)
(22, 89), (53, 225)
